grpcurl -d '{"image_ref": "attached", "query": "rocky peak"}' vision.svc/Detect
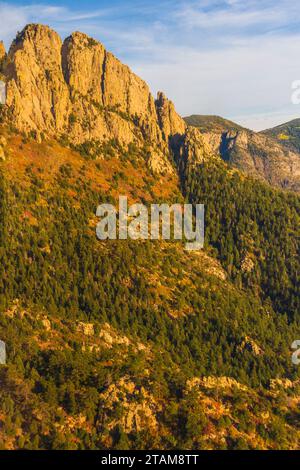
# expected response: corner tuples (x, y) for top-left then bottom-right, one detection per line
(155, 91), (186, 141)
(1, 24), (212, 177)
(5, 24), (70, 133)
(61, 31), (106, 103)
(2, 24), (168, 152)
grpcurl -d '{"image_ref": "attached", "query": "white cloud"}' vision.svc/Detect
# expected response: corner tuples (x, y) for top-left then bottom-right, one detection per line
(177, 0), (300, 28)
(0, 3), (69, 46)
(133, 32), (300, 131)
(1, 0), (300, 130)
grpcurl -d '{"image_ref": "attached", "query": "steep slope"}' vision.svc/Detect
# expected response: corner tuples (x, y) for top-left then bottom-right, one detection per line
(0, 126), (299, 450)
(1, 24), (188, 174)
(184, 115), (300, 191)
(0, 24), (300, 451)
(262, 118), (300, 153)
(184, 115), (245, 133)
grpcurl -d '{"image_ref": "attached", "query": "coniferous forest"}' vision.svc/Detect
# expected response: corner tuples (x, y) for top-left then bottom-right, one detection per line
(0, 129), (299, 450)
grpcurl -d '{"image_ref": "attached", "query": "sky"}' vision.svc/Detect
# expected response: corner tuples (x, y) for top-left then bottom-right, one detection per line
(1, 0), (300, 131)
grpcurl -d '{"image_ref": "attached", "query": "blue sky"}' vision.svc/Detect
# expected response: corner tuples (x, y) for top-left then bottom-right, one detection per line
(1, 0), (300, 130)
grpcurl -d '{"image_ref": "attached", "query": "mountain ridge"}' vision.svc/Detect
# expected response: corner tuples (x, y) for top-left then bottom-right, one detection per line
(0, 24), (189, 176)
(1, 24), (300, 191)
(184, 115), (300, 191)
(262, 118), (300, 154)
(0, 24), (299, 450)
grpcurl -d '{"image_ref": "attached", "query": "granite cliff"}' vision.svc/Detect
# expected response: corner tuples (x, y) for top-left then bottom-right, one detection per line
(1, 24), (187, 173)
(1, 24), (300, 189)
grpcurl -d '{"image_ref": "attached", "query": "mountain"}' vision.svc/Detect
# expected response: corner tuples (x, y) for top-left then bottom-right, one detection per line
(262, 118), (300, 153)
(184, 115), (300, 191)
(0, 25), (299, 450)
(184, 115), (245, 133)
(1, 24), (188, 175)
(2, 25), (300, 191)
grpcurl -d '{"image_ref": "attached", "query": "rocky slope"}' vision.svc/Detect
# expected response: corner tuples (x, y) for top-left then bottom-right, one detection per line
(0, 24), (188, 174)
(0, 25), (300, 451)
(184, 115), (300, 191)
(262, 118), (300, 153)
(1, 24), (300, 190)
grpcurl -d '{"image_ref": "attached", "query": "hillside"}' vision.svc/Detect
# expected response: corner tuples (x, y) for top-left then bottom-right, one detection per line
(262, 118), (300, 153)
(184, 115), (300, 191)
(184, 115), (245, 133)
(0, 126), (299, 450)
(0, 25), (299, 450)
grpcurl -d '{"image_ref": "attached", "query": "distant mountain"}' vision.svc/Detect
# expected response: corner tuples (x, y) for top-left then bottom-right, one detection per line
(262, 118), (300, 153)
(184, 114), (245, 133)
(184, 115), (300, 192)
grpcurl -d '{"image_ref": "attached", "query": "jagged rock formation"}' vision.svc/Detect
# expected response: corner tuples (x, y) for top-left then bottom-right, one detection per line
(155, 92), (186, 141)
(0, 41), (6, 81)
(221, 130), (300, 191)
(184, 115), (300, 191)
(5, 25), (70, 135)
(171, 126), (216, 176)
(61, 30), (163, 145)
(1, 24), (186, 174)
(2, 24), (300, 189)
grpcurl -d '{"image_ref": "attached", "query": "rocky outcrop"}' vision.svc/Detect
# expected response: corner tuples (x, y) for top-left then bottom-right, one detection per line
(221, 130), (300, 191)
(184, 115), (300, 192)
(186, 376), (248, 392)
(0, 135), (6, 161)
(1, 24), (194, 173)
(5, 25), (70, 134)
(155, 91), (186, 141)
(0, 42), (6, 83)
(97, 377), (159, 435)
(61, 31), (164, 146)
(171, 126), (217, 176)
(77, 322), (95, 337)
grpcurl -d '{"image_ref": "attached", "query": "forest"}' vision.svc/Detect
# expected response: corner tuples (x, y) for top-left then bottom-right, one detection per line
(0, 133), (299, 449)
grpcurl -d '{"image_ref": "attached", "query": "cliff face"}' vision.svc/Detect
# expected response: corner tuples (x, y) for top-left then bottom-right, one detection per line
(155, 92), (186, 141)
(5, 25), (70, 134)
(171, 127), (216, 177)
(2, 25), (185, 160)
(61, 31), (164, 146)
(221, 130), (300, 191)
(184, 116), (300, 191)
(0, 41), (6, 80)
(2, 24), (300, 190)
